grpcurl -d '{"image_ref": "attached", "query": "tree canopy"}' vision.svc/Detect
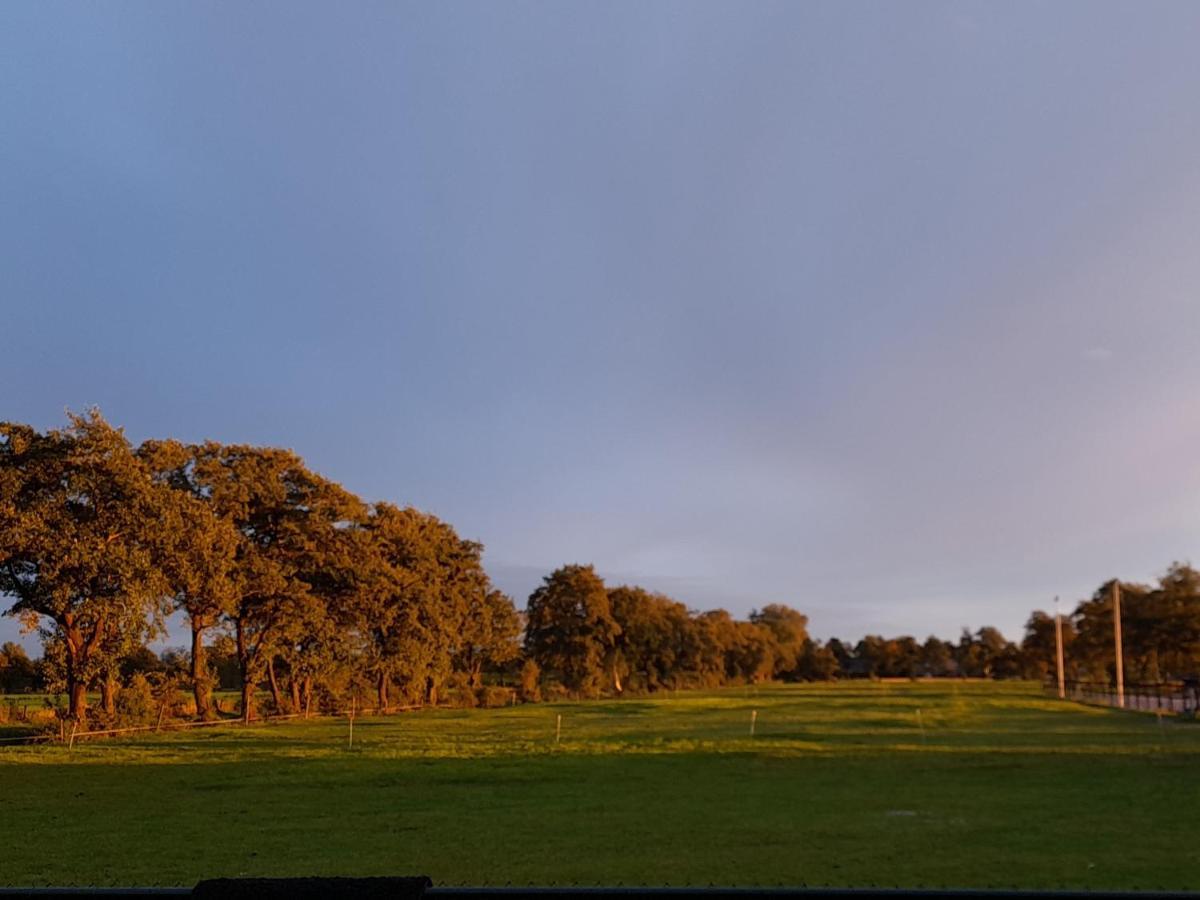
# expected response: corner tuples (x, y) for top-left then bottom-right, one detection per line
(3, 411), (1199, 725)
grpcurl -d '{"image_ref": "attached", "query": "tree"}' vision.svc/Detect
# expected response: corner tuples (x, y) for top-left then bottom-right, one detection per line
(795, 639), (839, 681)
(137, 440), (240, 719)
(459, 589), (521, 689)
(525, 565), (620, 695)
(728, 620), (777, 683)
(609, 586), (696, 692)
(920, 636), (955, 677)
(749, 605), (809, 679)
(691, 610), (738, 687)
(355, 503), (494, 709)
(1147, 563), (1200, 680)
(190, 442), (364, 720)
(825, 638), (858, 676)
(0, 413), (176, 721)
(0, 642), (38, 693)
(1070, 580), (1146, 683)
(856, 635), (888, 677)
(1021, 611), (1075, 681)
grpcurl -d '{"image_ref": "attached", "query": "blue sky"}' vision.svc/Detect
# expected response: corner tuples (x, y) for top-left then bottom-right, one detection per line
(3, 2), (1200, 651)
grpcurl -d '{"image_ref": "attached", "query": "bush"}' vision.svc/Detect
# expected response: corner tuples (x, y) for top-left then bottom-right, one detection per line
(519, 659), (541, 703)
(115, 674), (156, 726)
(478, 685), (515, 708)
(444, 671), (477, 708)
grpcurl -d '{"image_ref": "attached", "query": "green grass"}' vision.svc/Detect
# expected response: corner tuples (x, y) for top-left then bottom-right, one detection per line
(2, 681), (1198, 889)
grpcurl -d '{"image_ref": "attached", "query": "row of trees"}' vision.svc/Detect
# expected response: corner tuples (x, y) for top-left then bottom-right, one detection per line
(3, 413), (1198, 724)
(0, 412), (522, 722)
(1022, 564), (1200, 685)
(520, 563), (1200, 688)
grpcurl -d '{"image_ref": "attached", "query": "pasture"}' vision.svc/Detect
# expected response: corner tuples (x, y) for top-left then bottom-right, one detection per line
(1, 681), (1198, 889)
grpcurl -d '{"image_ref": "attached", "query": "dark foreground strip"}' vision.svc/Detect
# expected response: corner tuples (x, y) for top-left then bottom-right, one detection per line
(1, 884), (1198, 900)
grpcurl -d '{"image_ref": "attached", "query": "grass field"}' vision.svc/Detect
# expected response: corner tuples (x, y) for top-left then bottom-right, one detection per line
(1, 681), (1198, 889)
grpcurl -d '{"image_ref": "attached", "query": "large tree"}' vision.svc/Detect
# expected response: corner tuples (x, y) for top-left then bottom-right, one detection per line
(0, 413), (175, 721)
(458, 588), (521, 690)
(190, 442), (364, 720)
(137, 439), (240, 718)
(749, 604), (809, 679)
(355, 503), (492, 709)
(609, 586), (696, 692)
(524, 564), (619, 695)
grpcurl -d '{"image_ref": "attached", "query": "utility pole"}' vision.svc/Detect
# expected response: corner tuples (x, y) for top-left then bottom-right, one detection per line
(1113, 581), (1125, 709)
(1054, 596), (1065, 700)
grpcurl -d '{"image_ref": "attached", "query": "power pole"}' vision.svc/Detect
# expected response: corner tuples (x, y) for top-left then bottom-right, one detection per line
(1113, 581), (1125, 709)
(1054, 596), (1065, 700)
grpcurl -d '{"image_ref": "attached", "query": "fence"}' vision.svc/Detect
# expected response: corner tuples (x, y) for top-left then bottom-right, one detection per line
(1, 883), (1199, 900)
(0, 701), (426, 747)
(2, 883), (1200, 897)
(1049, 679), (1200, 715)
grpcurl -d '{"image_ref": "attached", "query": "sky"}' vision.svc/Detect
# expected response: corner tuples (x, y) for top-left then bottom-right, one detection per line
(3, 2), (1200, 652)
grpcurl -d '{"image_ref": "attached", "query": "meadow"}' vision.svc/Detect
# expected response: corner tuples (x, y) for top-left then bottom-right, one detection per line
(1, 681), (1198, 890)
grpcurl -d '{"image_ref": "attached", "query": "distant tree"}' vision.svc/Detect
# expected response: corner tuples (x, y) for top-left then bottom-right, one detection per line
(609, 586), (697, 692)
(206, 634), (242, 692)
(795, 639), (839, 681)
(119, 644), (166, 679)
(1146, 563), (1200, 680)
(729, 620), (777, 683)
(459, 589), (521, 689)
(825, 638), (858, 676)
(749, 605), (809, 679)
(0, 642), (38, 693)
(518, 658), (542, 702)
(691, 609), (734, 686)
(525, 565), (620, 695)
(856, 635), (888, 678)
(920, 636), (955, 677)
(1021, 611), (1075, 681)
(1070, 580), (1146, 683)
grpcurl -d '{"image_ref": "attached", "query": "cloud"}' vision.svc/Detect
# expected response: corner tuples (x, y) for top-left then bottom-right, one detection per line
(1083, 346), (1113, 362)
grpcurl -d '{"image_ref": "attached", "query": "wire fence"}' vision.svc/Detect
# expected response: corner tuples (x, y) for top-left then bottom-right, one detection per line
(0, 701), (426, 747)
(1050, 679), (1200, 715)
(2, 882), (1200, 899)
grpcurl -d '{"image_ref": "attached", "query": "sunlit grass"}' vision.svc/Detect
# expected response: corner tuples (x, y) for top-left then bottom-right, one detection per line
(2, 681), (1198, 888)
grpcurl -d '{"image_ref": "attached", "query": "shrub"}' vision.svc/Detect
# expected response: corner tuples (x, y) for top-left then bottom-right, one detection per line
(519, 659), (541, 703)
(478, 685), (515, 708)
(115, 674), (156, 726)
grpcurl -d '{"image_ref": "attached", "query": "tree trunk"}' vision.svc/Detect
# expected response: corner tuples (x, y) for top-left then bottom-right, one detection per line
(426, 676), (438, 707)
(302, 677), (313, 718)
(69, 681), (88, 724)
(290, 679), (301, 714)
(100, 673), (118, 716)
(240, 681), (254, 723)
(612, 663), (623, 695)
(377, 672), (389, 713)
(62, 617), (90, 722)
(191, 623), (213, 720)
(266, 657), (283, 711)
(236, 620), (253, 722)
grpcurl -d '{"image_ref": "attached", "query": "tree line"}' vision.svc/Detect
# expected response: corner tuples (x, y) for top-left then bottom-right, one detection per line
(2, 413), (1198, 725)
